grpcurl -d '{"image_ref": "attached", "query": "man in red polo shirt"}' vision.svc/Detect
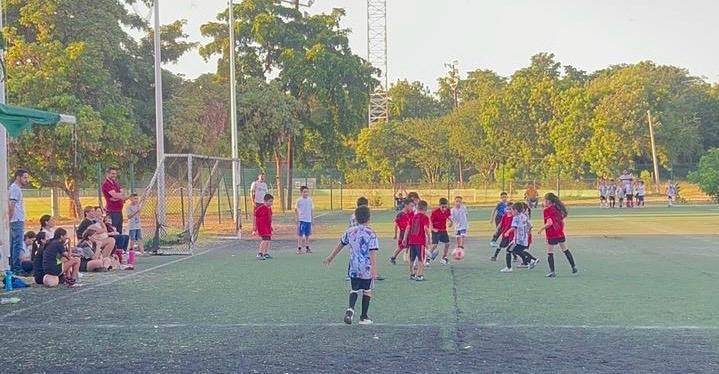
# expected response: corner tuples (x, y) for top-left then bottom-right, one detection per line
(102, 166), (129, 234)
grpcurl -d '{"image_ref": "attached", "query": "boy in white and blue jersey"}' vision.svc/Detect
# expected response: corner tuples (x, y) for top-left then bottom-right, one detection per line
(450, 196), (468, 250)
(667, 180), (677, 207)
(295, 186), (314, 254)
(598, 180), (608, 208)
(324, 206), (378, 325)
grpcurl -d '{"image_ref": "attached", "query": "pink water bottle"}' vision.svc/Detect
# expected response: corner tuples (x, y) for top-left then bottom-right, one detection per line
(128, 250), (136, 265)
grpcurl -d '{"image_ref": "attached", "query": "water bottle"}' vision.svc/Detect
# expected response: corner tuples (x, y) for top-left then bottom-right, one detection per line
(4, 270), (13, 292)
(128, 249), (136, 265)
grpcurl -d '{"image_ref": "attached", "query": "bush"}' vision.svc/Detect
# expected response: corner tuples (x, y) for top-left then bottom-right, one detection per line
(639, 170), (652, 185)
(689, 149), (719, 203)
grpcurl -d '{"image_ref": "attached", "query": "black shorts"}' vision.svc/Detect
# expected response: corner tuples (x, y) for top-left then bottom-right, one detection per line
(350, 277), (373, 292)
(261, 236), (271, 241)
(499, 237), (511, 249)
(79, 258), (89, 272)
(45, 263), (62, 277)
(510, 244), (529, 253)
(626, 194), (634, 200)
(409, 245), (425, 262)
(609, 196), (615, 201)
(547, 237), (566, 245)
(431, 231), (449, 244)
(600, 196), (607, 201)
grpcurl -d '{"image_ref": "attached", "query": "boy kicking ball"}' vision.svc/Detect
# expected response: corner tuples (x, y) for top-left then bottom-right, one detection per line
(324, 206), (378, 325)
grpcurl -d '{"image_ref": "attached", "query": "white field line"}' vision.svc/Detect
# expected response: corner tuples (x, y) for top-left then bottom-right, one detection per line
(0, 244), (221, 321)
(0, 321), (717, 331)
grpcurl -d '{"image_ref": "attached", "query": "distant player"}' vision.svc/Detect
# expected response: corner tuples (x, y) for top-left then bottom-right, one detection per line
(608, 179), (617, 208)
(349, 196), (369, 228)
(617, 184), (626, 208)
(295, 186), (314, 254)
(635, 180), (645, 207)
(500, 202), (538, 272)
(489, 192), (509, 247)
(537, 193), (577, 277)
(403, 200), (430, 281)
(491, 202), (514, 262)
(254, 194), (274, 260)
(619, 170), (634, 208)
(667, 180), (677, 207)
(625, 181), (635, 208)
(324, 206), (378, 325)
(407, 192), (420, 212)
(598, 179), (608, 208)
(389, 199), (415, 265)
(429, 198), (452, 265)
(450, 196), (468, 251)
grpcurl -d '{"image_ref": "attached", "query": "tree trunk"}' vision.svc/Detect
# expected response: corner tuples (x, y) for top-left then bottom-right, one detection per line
(458, 158), (464, 187)
(273, 150), (285, 212)
(285, 135), (293, 211)
(64, 177), (82, 219)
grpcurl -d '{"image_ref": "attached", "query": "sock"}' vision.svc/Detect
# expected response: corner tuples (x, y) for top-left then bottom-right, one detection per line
(564, 249), (576, 268)
(361, 295), (371, 319)
(349, 291), (358, 309)
(506, 252), (512, 268)
(548, 253), (555, 272)
(493, 247), (501, 257)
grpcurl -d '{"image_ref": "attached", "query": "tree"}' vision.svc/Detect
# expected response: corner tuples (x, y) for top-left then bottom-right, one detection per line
(689, 149), (719, 202)
(388, 80), (444, 120)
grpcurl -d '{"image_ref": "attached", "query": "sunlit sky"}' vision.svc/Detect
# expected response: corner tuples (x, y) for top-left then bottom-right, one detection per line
(146, 0), (719, 89)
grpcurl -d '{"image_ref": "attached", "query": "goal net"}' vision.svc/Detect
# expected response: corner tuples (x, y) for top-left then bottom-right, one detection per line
(138, 154), (242, 255)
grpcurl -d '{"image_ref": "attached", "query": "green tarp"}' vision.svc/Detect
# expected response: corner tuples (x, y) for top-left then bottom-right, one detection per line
(0, 103), (61, 138)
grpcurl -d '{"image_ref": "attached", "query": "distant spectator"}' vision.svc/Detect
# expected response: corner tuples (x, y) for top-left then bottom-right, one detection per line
(39, 214), (56, 238)
(8, 168), (30, 274)
(102, 167), (129, 234)
(525, 183), (539, 208)
(76, 206), (96, 239)
(126, 194), (145, 256)
(104, 215), (129, 252)
(87, 208), (116, 258)
(250, 173), (269, 208)
(20, 231), (36, 275)
(42, 228), (80, 288)
(31, 232), (48, 285)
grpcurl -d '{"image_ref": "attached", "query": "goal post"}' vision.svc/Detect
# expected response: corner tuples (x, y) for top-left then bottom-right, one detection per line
(138, 154), (242, 255)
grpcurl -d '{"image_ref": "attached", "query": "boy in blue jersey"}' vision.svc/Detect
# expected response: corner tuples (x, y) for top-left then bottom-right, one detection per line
(324, 206), (379, 325)
(489, 192), (509, 247)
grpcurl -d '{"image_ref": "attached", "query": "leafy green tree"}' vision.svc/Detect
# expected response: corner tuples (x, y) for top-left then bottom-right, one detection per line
(388, 80), (444, 121)
(689, 149), (719, 202)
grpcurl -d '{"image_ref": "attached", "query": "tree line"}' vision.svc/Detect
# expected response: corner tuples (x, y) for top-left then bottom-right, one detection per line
(4, 0), (718, 215)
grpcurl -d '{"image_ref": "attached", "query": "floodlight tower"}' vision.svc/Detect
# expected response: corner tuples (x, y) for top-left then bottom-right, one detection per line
(367, 0), (388, 126)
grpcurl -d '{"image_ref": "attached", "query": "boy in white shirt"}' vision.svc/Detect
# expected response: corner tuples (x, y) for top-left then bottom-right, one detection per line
(295, 186), (314, 254)
(450, 196), (468, 250)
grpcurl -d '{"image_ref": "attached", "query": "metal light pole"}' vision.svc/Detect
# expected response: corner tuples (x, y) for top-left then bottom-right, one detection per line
(367, 0), (388, 126)
(0, 1), (10, 271)
(647, 110), (661, 193)
(153, 0), (166, 223)
(228, 0), (240, 236)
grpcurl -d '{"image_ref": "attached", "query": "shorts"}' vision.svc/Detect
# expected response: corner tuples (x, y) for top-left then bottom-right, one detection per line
(455, 229), (467, 237)
(129, 229), (142, 241)
(668, 195), (675, 200)
(509, 243), (529, 253)
(397, 230), (406, 248)
(261, 236), (272, 241)
(600, 196), (607, 201)
(297, 221), (312, 237)
(637, 195), (645, 202)
(626, 194), (634, 200)
(547, 237), (566, 245)
(609, 196), (616, 201)
(409, 245), (425, 263)
(79, 258), (89, 272)
(499, 237), (511, 249)
(350, 277), (373, 292)
(431, 231), (449, 244)
(45, 263), (62, 277)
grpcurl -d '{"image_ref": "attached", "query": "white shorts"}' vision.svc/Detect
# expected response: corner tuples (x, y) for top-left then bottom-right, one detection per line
(455, 229), (467, 237)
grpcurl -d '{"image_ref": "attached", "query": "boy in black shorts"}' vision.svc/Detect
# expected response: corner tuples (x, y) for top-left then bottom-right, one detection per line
(429, 198), (452, 265)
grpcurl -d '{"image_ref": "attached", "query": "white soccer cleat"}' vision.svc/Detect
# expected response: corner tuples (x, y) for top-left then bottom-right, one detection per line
(500, 267), (512, 273)
(358, 318), (373, 325)
(528, 259), (539, 269)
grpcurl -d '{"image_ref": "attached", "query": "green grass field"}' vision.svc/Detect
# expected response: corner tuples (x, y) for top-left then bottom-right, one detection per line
(2, 205), (718, 372)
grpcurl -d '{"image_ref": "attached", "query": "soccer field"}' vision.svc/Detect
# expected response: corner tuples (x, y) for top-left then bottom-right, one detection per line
(1, 205), (718, 372)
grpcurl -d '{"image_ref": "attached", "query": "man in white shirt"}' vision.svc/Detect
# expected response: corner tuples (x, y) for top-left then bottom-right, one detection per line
(295, 186), (314, 254)
(250, 173), (269, 236)
(8, 169), (30, 274)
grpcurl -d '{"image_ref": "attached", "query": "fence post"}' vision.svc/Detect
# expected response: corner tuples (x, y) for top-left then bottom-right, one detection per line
(187, 155), (194, 252)
(96, 162), (103, 207)
(556, 165), (561, 198)
(501, 164), (506, 192)
(129, 162), (135, 194)
(330, 181), (333, 211)
(340, 181), (343, 211)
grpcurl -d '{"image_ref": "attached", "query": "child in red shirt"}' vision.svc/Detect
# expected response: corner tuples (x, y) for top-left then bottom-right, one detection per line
(491, 202), (513, 262)
(403, 200), (430, 281)
(429, 198), (452, 265)
(254, 193), (274, 260)
(389, 199), (415, 265)
(537, 193), (577, 277)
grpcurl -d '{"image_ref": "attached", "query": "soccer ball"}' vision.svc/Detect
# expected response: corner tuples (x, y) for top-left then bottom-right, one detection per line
(452, 247), (465, 261)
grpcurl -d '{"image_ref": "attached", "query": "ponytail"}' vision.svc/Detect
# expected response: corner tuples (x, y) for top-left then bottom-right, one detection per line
(544, 192), (568, 218)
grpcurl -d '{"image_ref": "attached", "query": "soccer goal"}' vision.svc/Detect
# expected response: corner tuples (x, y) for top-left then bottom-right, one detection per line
(138, 154), (242, 255)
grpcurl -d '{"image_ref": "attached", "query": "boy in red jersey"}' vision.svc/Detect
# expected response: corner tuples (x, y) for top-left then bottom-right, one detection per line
(389, 199), (415, 265)
(429, 198), (452, 265)
(403, 200), (430, 281)
(254, 194), (274, 260)
(537, 193), (577, 277)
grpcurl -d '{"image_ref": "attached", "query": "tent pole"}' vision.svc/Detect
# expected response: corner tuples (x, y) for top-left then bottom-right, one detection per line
(0, 1), (11, 272)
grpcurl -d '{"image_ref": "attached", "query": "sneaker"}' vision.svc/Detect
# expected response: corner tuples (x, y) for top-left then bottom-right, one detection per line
(500, 267), (512, 273)
(263, 254), (273, 260)
(358, 318), (373, 325)
(296, 249), (303, 255)
(343, 308), (354, 325)
(305, 248), (312, 254)
(490, 255), (497, 262)
(415, 275), (425, 281)
(441, 257), (449, 265)
(425, 259), (431, 266)
(528, 259), (539, 269)
(410, 274), (416, 280)
(572, 267), (578, 274)
(546, 271), (556, 278)
(513, 256), (519, 262)
(345, 276), (351, 281)
(489, 240), (497, 248)
(389, 257), (396, 265)
(256, 253), (264, 260)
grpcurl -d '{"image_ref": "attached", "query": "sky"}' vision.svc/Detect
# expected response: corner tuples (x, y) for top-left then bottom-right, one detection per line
(148, 0), (719, 90)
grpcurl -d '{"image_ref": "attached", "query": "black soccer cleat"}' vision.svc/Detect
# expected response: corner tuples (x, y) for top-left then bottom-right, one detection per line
(344, 308), (354, 325)
(572, 267), (578, 274)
